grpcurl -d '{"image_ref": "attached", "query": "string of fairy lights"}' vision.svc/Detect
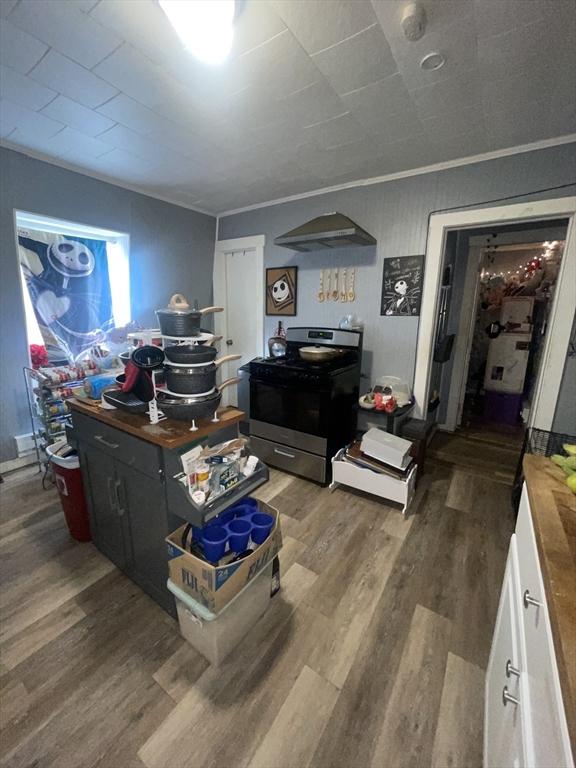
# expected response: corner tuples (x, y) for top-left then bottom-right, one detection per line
(480, 241), (562, 281)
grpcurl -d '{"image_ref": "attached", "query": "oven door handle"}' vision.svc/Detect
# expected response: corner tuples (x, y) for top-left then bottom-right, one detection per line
(251, 378), (330, 393)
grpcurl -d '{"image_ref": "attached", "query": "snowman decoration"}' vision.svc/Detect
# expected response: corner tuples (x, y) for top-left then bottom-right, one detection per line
(47, 238), (95, 289)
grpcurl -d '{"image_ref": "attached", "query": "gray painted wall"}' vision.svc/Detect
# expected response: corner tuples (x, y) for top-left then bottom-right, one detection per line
(219, 143), (576, 415)
(0, 147), (216, 462)
(554, 311), (576, 436)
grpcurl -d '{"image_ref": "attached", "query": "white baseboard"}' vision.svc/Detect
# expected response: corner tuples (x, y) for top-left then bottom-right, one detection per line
(0, 452), (38, 475)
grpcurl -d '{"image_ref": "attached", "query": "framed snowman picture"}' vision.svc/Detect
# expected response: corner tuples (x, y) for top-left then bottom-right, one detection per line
(381, 255), (424, 317)
(266, 266), (298, 315)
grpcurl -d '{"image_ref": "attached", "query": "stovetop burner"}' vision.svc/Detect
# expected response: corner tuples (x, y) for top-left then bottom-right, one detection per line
(253, 354), (356, 374)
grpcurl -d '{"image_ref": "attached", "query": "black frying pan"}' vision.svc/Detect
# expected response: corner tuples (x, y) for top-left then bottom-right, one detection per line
(164, 344), (218, 365)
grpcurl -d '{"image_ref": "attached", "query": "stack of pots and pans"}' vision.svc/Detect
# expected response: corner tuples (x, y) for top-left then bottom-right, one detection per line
(157, 345), (241, 422)
(156, 293), (224, 338)
(154, 293), (241, 421)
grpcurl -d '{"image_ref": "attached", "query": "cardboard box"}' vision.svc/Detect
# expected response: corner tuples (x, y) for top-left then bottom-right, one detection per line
(166, 501), (282, 613)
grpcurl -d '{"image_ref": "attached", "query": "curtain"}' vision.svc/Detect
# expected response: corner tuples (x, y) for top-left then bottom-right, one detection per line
(18, 227), (114, 363)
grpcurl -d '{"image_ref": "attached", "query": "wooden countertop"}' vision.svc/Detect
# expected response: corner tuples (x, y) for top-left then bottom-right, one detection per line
(523, 454), (576, 751)
(69, 398), (244, 449)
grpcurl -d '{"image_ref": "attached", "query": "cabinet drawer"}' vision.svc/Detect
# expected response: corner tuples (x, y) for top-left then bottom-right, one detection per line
(515, 485), (573, 767)
(484, 538), (527, 768)
(250, 435), (326, 484)
(72, 411), (161, 479)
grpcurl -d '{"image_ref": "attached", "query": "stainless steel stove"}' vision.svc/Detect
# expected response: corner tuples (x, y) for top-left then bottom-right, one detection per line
(249, 327), (362, 484)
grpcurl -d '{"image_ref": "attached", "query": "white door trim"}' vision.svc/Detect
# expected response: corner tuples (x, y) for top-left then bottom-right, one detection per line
(441, 245), (483, 431)
(413, 197), (576, 430)
(213, 235), (266, 387)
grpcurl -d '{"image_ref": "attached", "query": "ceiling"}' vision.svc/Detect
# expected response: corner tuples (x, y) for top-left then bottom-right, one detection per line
(1, 0), (575, 214)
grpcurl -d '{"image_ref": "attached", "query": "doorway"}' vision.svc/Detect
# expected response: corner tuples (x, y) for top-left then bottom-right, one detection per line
(213, 235), (265, 406)
(413, 197), (576, 434)
(441, 222), (568, 438)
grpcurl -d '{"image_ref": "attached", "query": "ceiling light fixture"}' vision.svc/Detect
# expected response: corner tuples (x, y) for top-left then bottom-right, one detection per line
(159, 0), (235, 66)
(420, 52), (446, 71)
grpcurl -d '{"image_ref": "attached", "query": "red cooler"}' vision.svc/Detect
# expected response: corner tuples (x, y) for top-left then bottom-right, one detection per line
(46, 442), (91, 542)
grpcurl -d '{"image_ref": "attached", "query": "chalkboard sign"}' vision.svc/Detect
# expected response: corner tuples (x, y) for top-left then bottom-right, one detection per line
(381, 254), (424, 316)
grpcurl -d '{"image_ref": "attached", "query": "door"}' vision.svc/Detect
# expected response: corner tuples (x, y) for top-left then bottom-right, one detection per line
(117, 463), (174, 614)
(485, 539), (526, 768)
(214, 237), (264, 407)
(80, 445), (129, 571)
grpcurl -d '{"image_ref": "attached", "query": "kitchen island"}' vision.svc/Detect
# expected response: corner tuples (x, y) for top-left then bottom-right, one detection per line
(68, 400), (263, 617)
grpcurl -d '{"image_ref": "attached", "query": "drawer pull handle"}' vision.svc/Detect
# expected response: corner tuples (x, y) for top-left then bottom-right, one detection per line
(523, 589), (541, 609)
(502, 686), (519, 707)
(506, 660), (520, 678)
(94, 435), (119, 449)
(274, 448), (296, 459)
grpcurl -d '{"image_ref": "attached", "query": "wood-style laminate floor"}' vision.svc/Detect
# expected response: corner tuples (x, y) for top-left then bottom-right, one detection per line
(0, 456), (515, 768)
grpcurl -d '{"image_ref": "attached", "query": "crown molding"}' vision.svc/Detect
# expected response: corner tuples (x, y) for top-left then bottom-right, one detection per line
(218, 133), (576, 217)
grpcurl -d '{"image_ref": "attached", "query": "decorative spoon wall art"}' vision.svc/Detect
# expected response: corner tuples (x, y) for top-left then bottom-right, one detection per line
(316, 268), (357, 303)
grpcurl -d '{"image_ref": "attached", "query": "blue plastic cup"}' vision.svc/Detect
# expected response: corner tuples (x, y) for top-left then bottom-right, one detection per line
(226, 518), (252, 553)
(202, 526), (228, 563)
(250, 513), (274, 545)
(232, 503), (256, 519)
(215, 509), (235, 526)
(241, 497), (259, 511)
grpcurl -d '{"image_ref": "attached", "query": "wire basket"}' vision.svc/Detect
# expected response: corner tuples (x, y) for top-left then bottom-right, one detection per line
(513, 427), (576, 509)
(522, 428), (576, 457)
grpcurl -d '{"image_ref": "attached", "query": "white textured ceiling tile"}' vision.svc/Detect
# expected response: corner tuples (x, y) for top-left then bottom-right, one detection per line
(97, 123), (177, 163)
(312, 24), (397, 95)
(271, 0), (377, 55)
(474, 0), (559, 38)
(486, 97), (553, 147)
(411, 70), (482, 119)
(548, 102), (576, 137)
(0, 0), (18, 17)
(90, 0), (180, 68)
(0, 19), (48, 74)
(342, 72), (412, 112)
(232, 1), (287, 57)
(364, 109), (423, 144)
(40, 94), (115, 137)
(96, 93), (167, 135)
(278, 80), (346, 128)
(482, 65), (563, 114)
(0, 98), (64, 140)
(29, 50), (119, 108)
(428, 128), (491, 159)
(92, 44), (177, 110)
(301, 111), (367, 150)
(421, 104), (483, 141)
(44, 125), (112, 158)
(478, 18), (573, 75)
(234, 30), (319, 99)
(9, 0), (122, 69)
(0, 65), (57, 110)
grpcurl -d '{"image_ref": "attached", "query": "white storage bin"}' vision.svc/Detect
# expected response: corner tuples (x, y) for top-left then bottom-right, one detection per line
(167, 561), (273, 666)
(331, 450), (417, 516)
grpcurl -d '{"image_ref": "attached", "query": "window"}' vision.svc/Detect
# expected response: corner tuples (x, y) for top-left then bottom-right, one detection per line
(15, 211), (130, 364)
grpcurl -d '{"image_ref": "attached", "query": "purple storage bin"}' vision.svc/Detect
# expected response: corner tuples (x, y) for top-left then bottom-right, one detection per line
(483, 391), (522, 425)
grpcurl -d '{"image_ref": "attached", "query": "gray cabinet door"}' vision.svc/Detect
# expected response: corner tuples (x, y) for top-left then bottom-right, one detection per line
(116, 464), (175, 615)
(80, 444), (130, 572)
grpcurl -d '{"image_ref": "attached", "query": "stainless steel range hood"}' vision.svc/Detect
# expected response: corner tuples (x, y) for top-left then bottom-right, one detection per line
(274, 212), (377, 252)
